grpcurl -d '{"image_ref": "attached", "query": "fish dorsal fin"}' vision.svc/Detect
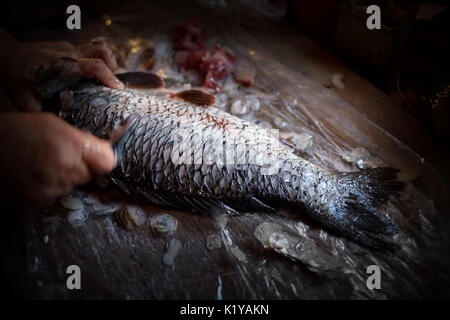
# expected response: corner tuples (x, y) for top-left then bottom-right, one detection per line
(173, 89), (215, 107)
(116, 72), (164, 89)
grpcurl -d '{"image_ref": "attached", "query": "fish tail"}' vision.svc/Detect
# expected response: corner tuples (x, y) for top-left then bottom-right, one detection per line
(308, 167), (404, 252)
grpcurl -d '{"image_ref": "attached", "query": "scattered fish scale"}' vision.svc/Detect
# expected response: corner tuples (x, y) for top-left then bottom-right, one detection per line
(115, 205), (147, 230)
(149, 213), (178, 235)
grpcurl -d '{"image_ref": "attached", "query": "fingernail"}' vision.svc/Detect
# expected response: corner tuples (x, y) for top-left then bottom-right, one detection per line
(101, 141), (116, 171)
(115, 78), (125, 90)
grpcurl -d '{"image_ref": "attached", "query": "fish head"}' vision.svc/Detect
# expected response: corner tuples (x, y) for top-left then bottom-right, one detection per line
(32, 57), (82, 98)
(59, 89), (76, 122)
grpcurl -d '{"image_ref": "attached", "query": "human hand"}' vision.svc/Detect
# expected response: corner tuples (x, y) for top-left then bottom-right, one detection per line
(0, 112), (115, 205)
(0, 37), (124, 112)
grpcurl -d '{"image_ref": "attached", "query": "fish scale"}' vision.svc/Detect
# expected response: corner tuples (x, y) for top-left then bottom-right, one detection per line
(60, 82), (403, 251)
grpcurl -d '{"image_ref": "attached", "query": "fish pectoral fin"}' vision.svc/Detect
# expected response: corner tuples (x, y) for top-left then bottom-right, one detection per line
(182, 196), (239, 215)
(136, 189), (275, 215)
(132, 189), (238, 216)
(222, 195), (277, 213)
(173, 89), (215, 107)
(116, 72), (164, 89)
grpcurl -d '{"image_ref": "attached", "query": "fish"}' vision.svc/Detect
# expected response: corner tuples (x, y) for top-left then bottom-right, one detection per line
(53, 73), (403, 252)
(34, 58), (403, 251)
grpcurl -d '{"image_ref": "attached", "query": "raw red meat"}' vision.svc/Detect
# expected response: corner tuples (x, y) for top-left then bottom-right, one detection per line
(200, 45), (236, 91)
(174, 49), (207, 71)
(172, 22), (237, 91)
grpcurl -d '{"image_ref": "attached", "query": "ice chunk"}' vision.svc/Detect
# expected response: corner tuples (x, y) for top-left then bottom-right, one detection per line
(206, 233), (222, 250)
(342, 147), (385, 169)
(163, 238), (182, 266)
(67, 209), (88, 227)
(254, 223), (341, 272)
(331, 73), (345, 89)
(60, 193), (83, 210)
(89, 201), (121, 216)
(229, 246), (248, 264)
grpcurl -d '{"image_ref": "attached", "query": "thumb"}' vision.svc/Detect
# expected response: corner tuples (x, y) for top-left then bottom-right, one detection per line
(81, 133), (115, 175)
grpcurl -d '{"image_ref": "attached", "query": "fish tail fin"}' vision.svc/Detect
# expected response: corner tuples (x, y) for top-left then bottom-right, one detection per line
(311, 167), (404, 252)
(337, 167), (404, 210)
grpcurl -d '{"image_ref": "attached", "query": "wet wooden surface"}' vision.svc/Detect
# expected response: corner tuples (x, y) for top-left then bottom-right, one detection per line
(4, 1), (449, 299)
(246, 22), (450, 181)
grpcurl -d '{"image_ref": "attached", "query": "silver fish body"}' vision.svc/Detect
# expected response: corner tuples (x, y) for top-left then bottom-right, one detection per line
(60, 83), (402, 251)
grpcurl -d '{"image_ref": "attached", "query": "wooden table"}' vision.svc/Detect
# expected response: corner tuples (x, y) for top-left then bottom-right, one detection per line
(3, 1), (450, 299)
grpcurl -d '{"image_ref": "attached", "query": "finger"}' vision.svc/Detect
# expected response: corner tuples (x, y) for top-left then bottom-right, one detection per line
(53, 40), (75, 51)
(32, 41), (75, 52)
(84, 47), (117, 71)
(71, 160), (92, 186)
(81, 133), (115, 175)
(75, 42), (117, 70)
(78, 58), (124, 90)
(90, 37), (108, 46)
(9, 86), (42, 112)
